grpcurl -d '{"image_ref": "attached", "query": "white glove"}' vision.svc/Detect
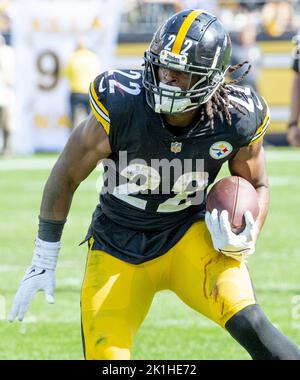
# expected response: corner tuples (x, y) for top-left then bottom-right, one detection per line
(9, 238), (60, 322)
(205, 209), (258, 262)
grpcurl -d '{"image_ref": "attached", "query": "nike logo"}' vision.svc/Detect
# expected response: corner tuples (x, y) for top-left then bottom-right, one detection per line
(253, 92), (263, 110)
(23, 269), (46, 282)
(98, 77), (106, 93)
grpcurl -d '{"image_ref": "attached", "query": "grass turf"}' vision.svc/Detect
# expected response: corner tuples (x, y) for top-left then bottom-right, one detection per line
(0, 148), (300, 359)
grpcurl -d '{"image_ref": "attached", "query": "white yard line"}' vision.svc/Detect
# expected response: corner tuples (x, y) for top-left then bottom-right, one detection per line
(265, 150), (300, 162)
(0, 265), (24, 272)
(20, 315), (80, 324)
(268, 176), (300, 186)
(154, 318), (216, 328)
(0, 158), (56, 171)
(0, 150), (300, 171)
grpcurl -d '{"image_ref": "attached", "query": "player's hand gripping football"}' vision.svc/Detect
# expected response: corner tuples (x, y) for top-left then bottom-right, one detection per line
(9, 238), (60, 322)
(205, 209), (258, 262)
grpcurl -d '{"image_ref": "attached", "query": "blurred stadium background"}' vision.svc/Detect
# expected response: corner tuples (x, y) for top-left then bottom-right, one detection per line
(0, 0), (300, 360)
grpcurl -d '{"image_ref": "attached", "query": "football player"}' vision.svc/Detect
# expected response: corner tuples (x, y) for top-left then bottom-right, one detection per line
(9, 10), (300, 360)
(287, 32), (300, 147)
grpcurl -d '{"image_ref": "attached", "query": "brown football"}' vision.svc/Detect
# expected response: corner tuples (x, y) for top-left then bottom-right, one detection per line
(206, 176), (259, 234)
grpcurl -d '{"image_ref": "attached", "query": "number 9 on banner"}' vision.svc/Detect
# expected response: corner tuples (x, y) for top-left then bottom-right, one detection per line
(36, 50), (60, 91)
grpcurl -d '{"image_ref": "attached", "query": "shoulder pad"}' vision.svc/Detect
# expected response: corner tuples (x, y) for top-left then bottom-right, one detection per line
(89, 70), (144, 152)
(248, 89), (270, 145)
(89, 72), (111, 135)
(89, 70), (143, 132)
(226, 85), (270, 146)
(292, 34), (300, 73)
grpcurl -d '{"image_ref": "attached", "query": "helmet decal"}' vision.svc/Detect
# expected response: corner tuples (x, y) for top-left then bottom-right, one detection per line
(159, 50), (187, 70)
(171, 9), (203, 55)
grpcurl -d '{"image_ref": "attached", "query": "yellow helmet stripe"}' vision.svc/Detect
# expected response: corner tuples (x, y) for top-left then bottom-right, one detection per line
(171, 10), (203, 54)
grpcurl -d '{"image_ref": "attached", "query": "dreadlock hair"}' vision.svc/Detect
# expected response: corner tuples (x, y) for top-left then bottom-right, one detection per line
(199, 61), (252, 129)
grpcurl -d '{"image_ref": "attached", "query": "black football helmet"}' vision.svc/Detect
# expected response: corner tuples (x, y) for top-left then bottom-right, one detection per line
(143, 9), (232, 114)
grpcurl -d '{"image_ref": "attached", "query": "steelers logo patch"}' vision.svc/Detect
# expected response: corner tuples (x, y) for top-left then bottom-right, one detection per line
(209, 141), (233, 160)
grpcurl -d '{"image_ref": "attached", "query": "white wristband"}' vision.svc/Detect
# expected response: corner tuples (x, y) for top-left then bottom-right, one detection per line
(31, 237), (61, 270)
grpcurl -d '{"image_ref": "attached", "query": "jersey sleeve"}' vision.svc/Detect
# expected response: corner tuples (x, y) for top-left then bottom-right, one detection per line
(88, 70), (143, 153)
(228, 85), (270, 147)
(89, 73), (111, 135)
(292, 53), (299, 73)
(248, 92), (270, 146)
(292, 34), (300, 74)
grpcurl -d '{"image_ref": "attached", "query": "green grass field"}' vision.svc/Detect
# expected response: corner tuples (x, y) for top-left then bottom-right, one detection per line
(1, 148), (300, 360)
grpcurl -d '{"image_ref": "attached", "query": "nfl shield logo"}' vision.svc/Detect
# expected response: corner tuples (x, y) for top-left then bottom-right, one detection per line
(170, 141), (182, 153)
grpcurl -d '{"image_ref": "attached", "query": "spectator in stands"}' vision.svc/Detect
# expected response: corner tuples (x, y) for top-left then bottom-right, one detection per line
(176, 0), (218, 15)
(0, 34), (14, 155)
(64, 38), (101, 129)
(230, 17), (262, 92)
(0, 10), (12, 45)
(261, 0), (293, 37)
(287, 34), (300, 147)
(238, 0), (266, 12)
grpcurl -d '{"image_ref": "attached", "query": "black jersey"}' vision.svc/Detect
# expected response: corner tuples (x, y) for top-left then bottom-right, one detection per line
(86, 69), (269, 264)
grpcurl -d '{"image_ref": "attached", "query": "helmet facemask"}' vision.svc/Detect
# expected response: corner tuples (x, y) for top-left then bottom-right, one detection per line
(143, 50), (225, 114)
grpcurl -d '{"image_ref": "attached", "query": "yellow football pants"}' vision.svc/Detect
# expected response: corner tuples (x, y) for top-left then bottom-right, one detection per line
(81, 220), (256, 360)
